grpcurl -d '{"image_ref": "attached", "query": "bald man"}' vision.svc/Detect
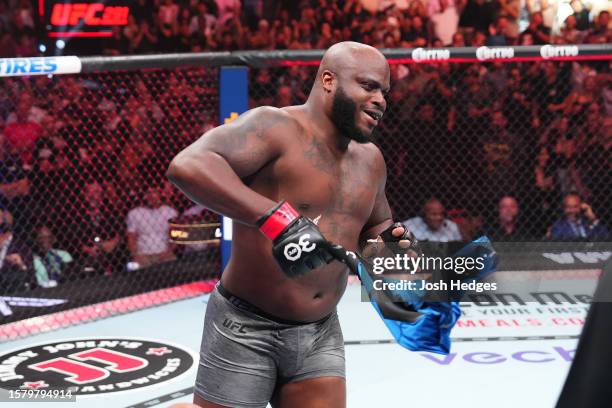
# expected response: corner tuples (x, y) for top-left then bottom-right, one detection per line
(167, 42), (409, 408)
(403, 198), (462, 242)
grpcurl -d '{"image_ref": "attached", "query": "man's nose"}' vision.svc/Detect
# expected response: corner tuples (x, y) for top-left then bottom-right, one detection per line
(371, 91), (386, 111)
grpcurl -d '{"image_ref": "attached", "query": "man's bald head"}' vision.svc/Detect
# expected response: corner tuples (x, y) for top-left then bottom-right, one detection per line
(317, 41), (388, 79)
(311, 41), (390, 144)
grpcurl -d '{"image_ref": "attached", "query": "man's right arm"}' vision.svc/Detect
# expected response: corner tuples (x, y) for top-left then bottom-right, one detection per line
(166, 106), (293, 226)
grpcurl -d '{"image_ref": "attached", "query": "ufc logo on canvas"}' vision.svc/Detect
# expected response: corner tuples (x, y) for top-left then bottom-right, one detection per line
(29, 348), (148, 384)
(284, 234), (316, 261)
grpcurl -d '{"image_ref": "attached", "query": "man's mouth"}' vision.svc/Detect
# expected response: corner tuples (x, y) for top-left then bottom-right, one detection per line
(362, 109), (383, 125)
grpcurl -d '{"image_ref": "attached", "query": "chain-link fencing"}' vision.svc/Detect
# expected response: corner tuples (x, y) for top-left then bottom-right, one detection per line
(249, 59), (611, 243)
(1, 66), (221, 339)
(1, 47), (610, 339)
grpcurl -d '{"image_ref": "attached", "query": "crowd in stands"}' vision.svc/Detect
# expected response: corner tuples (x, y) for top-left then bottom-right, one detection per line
(0, 0), (610, 293)
(0, 0), (610, 57)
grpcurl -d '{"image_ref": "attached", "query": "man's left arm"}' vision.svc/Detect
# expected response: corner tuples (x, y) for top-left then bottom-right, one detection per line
(359, 148), (410, 249)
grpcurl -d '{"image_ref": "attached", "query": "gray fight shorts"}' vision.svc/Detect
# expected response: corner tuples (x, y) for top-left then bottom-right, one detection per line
(194, 283), (345, 408)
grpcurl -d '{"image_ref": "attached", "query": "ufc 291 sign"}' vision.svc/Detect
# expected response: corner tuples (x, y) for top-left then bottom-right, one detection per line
(0, 339), (195, 395)
(42, 1), (131, 38)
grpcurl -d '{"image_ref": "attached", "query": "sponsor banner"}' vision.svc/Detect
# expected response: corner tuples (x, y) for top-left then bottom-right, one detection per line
(540, 44), (580, 59)
(384, 44), (610, 64)
(345, 337), (576, 407)
(454, 300), (587, 338)
(0, 57), (81, 77)
(476, 46), (515, 61)
(0, 338), (196, 396)
(411, 47), (451, 62)
(219, 66), (248, 270)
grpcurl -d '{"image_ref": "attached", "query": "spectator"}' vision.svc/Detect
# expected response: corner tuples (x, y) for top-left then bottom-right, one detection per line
(132, 20), (159, 53)
(428, 0), (461, 45)
(32, 225), (73, 288)
(67, 181), (125, 276)
(3, 96), (42, 165)
(532, 146), (559, 234)
(215, 0), (241, 26)
(123, 15), (140, 47)
(448, 207), (485, 241)
(248, 19), (274, 49)
(403, 198), (462, 242)
(576, 103), (612, 224)
(14, 32), (36, 57)
(485, 196), (529, 241)
(549, 128), (590, 199)
(486, 16), (512, 45)
(558, 14), (586, 44)
(457, 0), (497, 39)
(585, 10), (610, 43)
(478, 108), (521, 210)
(551, 75), (602, 129)
(497, 0), (520, 40)
(521, 11), (551, 44)
(569, 0), (591, 31)
(526, 0), (554, 29)
(0, 30), (17, 57)
(101, 25), (130, 56)
(275, 85), (292, 107)
(470, 29), (487, 45)
(126, 185), (178, 269)
(0, 206), (34, 293)
(549, 193), (609, 241)
(29, 114), (72, 228)
(5, 93), (46, 126)
(158, 0), (180, 52)
(189, 2), (217, 38)
(0, 135), (30, 239)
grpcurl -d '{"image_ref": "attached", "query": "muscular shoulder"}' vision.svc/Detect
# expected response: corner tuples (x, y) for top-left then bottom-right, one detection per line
(234, 106), (303, 142)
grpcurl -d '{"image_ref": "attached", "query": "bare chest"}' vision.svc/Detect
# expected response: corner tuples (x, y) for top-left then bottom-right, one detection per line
(254, 139), (378, 243)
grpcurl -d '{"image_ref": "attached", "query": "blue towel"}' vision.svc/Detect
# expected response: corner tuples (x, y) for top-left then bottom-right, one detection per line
(358, 236), (497, 354)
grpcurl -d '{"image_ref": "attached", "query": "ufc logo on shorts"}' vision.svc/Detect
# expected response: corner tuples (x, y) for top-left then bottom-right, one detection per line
(284, 234), (316, 261)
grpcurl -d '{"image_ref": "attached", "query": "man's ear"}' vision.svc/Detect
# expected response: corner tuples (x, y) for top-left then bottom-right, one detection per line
(322, 70), (335, 93)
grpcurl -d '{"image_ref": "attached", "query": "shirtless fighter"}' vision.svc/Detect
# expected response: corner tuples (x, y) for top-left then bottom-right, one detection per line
(166, 41), (412, 408)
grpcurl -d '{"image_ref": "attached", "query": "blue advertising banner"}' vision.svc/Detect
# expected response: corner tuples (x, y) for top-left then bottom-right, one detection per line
(219, 66), (248, 270)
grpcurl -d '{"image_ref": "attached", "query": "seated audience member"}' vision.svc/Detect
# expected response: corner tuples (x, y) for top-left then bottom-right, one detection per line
(549, 193), (610, 241)
(0, 206), (34, 293)
(69, 181), (125, 275)
(0, 137), (30, 239)
(127, 185), (178, 268)
(448, 207), (484, 241)
(485, 196), (529, 241)
(2, 96), (42, 166)
(32, 225), (73, 288)
(403, 198), (462, 242)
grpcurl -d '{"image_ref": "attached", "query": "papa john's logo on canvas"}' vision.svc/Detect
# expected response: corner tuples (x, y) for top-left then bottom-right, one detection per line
(0, 338), (195, 395)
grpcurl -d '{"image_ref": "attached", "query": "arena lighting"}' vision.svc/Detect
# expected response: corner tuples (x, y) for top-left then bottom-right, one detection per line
(39, 1), (130, 39)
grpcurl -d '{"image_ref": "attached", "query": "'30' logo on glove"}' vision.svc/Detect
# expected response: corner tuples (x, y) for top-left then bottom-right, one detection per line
(284, 234), (316, 261)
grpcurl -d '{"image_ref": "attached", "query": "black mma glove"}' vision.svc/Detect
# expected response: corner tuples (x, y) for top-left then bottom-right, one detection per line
(379, 222), (420, 255)
(257, 200), (335, 277)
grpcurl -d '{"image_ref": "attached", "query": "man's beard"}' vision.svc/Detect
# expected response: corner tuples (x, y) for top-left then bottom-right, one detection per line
(330, 86), (371, 143)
